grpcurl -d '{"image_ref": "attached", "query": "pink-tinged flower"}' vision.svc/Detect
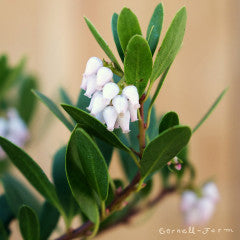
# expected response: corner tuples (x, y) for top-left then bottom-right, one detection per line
(103, 106), (118, 131)
(84, 75), (97, 98)
(84, 57), (103, 76)
(102, 82), (119, 101)
(175, 163), (182, 171)
(181, 191), (198, 212)
(202, 182), (220, 203)
(128, 102), (138, 122)
(122, 85), (140, 109)
(90, 93), (109, 116)
(96, 67), (113, 90)
(117, 110), (130, 133)
(112, 95), (128, 115)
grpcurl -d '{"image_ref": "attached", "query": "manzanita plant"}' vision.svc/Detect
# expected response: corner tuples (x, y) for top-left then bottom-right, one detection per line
(0, 3), (227, 240)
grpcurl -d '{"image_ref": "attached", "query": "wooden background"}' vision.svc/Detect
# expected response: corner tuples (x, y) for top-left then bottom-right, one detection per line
(0, 0), (239, 239)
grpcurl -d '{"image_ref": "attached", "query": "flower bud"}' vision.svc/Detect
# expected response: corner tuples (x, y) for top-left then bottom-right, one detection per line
(91, 93), (109, 116)
(175, 163), (182, 171)
(202, 182), (220, 203)
(181, 190), (197, 212)
(122, 85), (140, 109)
(84, 75), (97, 98)
(112, 95), (128, 115)
(128, 102), (138, 122)
(96, 67), (113, 89)
(102, 82), (119, 101)
(84, 57), (103, 76)
(118, 110), (130, 133)
(103, 106), (118, 131)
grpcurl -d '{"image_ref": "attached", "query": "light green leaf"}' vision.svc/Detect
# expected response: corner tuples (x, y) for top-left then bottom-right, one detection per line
(140, 125), (191, 179)
(124, 35), (152, 96)
(18, 205), (40, 240)
(146, 3), (164, 55)
(159, 111), (179, 134)
(84, 17), (122, 72)
(117, 7), (142, 52)
(0, 137), (63, 214)
(2, 175), (41, 216)
(17, 76), (38, 125)
(70, 128), (109, 201)
(112, 13), (124, 62)
(192, 88), (228, 133)
(39, 201), (59, 240)
(33, 90), (74, 131)
(66, 128), (99, 223)
(62, 104), (130, 152)
(150, 7), (187, 83)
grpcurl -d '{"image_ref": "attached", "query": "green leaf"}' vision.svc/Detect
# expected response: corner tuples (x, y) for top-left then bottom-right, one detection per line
(76, 89), (90, 111)
(18, 205), (40, 240)
(59, 87), (73, 106)
(150, 7), (187, 83)
(71, 128), (109, 201)
(32, 90), (74, 131)
(17, 76), (38, 125)
(52, 146), (78, 222)
(117, 8), (142, 52)
(95, 138), (113, 167)
(192, 88), (228, 133)
(140, 125), (191, 179)
(146, 3), (164, 55)
(0, 195), (14, 231)
(62, 104), (130, 152)
(0, 137), (63, 214)
(111, 13), (124, 62)
(84, 17), (122, 72)
(2, 175), (41, 216)
(124, 35), (152, 96)
(66, 128), (99, 223)
(39, 201), (59, 240)
(159, 111), (179, 134)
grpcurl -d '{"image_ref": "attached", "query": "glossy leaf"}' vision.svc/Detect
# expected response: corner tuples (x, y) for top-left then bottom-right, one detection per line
(2, 175), (41, 216)
(62, 104), (130, 152)
(124, 35), (152, 96)
(0, 137), (63, 213)
(18, 76), (38, 125)
(66, 129), (99, 224)
(117, 8), (142, 52)
(52, 146), (78, 222)
(111, 13), (124, 62)
(140, 125), (191, 179)
(146, 3), (164, 55)
(39, 201), (59, 240)
(159, 111), (179, 134)
(18, 205), (40, 240)
(33, 90), (74, 131)
(84, 17), (122, 72)
(150, 7), (187, 83)
(95, 138), (113, 167)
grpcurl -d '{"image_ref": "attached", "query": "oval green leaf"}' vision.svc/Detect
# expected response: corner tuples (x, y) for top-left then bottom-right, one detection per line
(146, 3), (164, 55)
(159, 111), (179, 134)
(124, 35), (152, 96)
(150, 7), (187, 83)
(117, 7), (142, 52)
(61, 104), (130, 152)
(140, 125), (191, 179)
(18, 205), (40, 240)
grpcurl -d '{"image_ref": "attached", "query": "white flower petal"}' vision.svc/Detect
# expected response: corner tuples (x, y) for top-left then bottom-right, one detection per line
(102, 82), (119, 101)
(103, 106), (118, 131)
(128, 102), (138, 122)
(84, 75), (97, 98)
(112, 95), (128, 114)
(96, 67), (113, 89)
(91, 93), (109, 116)
(84, 57), (103, 76)
(118, 110), (130, 133)
(122, 85), (140, 109)
(202, 182), (220, 203)
(181, 190), (198, 212)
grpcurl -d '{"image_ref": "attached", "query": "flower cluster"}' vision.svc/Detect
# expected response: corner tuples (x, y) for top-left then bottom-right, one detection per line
(0, 109), (29, 160)
(81, 57), (140, 133)
(180, 182), (219, 225)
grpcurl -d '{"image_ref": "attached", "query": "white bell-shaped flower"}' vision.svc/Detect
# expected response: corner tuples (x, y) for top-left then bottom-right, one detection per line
(181, 190), (198, 212)
(96, 67), (113, 89)
(95, 111), (105, 124)
(102, 82), (119, 101)
(84, 57), (103, 76)
(80, 74), (88, 90)
(84, 75), (97, 98)
(103, 106), (118, 131)
(87, 91), (100, 112)
(91, 93), (109, 116)
(112, 95), (128, 115)
(0, 118), (8, 137)
(196, 198), (215, 224)
(128, 102), (138, 122)
(122, 85), (140, 109)
(117, 110), (130, 133)
(202, 182), (220, 203)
